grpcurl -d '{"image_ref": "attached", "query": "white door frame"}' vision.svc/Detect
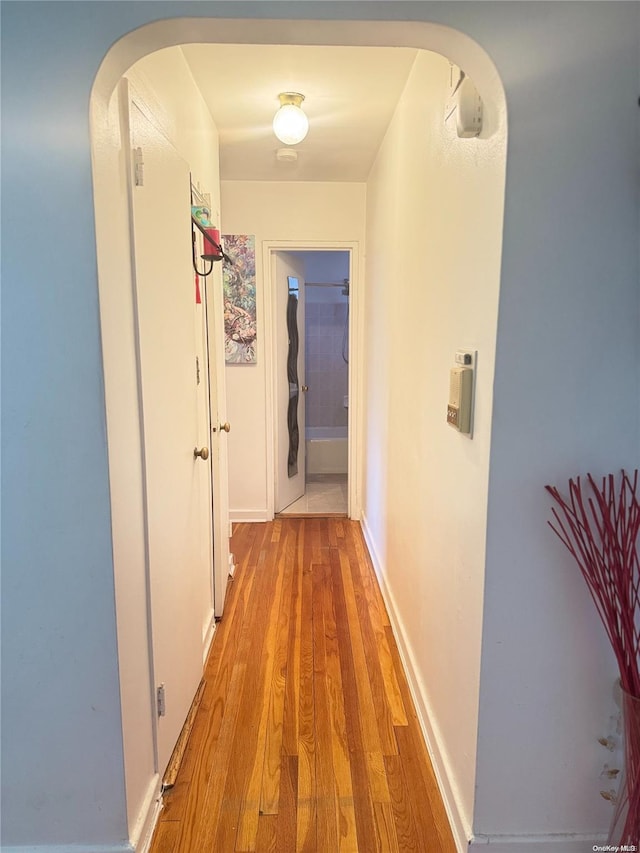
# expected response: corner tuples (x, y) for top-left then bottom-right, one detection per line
(262, 240), (362, 521)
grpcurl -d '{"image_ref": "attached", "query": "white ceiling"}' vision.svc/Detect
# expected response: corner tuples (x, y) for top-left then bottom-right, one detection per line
(180, 44), (418, 182)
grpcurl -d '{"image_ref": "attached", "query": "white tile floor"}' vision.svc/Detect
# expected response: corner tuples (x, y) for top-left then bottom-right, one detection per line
(277, 474), (348, 516)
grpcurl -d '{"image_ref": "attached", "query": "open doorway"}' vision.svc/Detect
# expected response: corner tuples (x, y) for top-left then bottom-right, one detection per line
(90, 17), (507, 851)
(263, 241), (359, 522)
(278, 250), (350, 516)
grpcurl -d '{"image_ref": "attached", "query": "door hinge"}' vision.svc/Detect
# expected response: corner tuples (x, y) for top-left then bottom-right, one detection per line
(157, 683), (166, 717)
(196, 355), (201, 385)
(133, 147), (144, 187)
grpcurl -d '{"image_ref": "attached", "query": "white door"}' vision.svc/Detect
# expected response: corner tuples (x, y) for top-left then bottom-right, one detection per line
(193, 214), (231, 619)
(129, 102), (209, 774)
(193, 244), (215, 635)
(274, 252), (306, 513)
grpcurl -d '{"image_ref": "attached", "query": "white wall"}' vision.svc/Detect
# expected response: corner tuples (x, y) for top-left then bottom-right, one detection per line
(220, 181), (366, 520)
(1, 5), (638, 852)
(362, 48), (507, 841)
(91, 46), (223, 843)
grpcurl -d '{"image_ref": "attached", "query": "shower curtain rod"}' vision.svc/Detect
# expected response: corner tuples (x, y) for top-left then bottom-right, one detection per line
(304, 281), (349, 287)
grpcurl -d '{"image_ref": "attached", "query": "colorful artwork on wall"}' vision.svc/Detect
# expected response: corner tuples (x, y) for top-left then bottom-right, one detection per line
(222, 234), (257, 364)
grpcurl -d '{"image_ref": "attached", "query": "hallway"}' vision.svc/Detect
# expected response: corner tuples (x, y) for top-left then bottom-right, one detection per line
(149, 518), (456, 852)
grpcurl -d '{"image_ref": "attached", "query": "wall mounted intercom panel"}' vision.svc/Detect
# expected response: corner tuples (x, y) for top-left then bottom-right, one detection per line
(447, 350), (476, 436)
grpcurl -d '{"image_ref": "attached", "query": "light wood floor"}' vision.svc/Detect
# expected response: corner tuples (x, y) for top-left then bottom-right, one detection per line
(149, 518), (456, 853)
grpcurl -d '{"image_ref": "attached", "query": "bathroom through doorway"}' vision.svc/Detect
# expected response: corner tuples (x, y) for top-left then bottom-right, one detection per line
(277, 250), (350, 516)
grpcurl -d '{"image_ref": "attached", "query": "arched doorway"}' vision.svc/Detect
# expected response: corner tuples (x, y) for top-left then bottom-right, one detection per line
(91, 18), (506, 849)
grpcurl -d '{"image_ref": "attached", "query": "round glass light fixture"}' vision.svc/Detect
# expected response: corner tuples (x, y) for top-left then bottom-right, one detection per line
(272, 92), (309, 145)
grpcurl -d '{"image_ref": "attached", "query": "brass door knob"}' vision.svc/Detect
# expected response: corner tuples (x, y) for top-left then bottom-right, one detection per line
(194, 446), (209, 460)
(301, 385), (309, 392)
(219, 422), (231, 433)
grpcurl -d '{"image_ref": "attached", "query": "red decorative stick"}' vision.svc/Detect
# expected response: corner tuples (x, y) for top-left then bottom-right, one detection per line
(546, 470), (640, 842)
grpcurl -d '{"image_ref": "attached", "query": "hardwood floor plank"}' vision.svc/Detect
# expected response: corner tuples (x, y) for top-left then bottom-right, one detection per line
(312, 563), (339, 852)
(148, 520), (456, 853)
(260, 527), (296, 813)
(296, 538), (317, 852)
(395, 724), (456, 853)
(196, 517), (261, 715)
(157, 780), (189, 823)
(373, 800), (401, 853)
(271, 518), (282, 543)
(330, 548), (379, 852)
(163, 537), (261, 829)
(252, 814), (277, 853)
(322, 554), (358, 851)
(282, 522), (302, 756)
(150, 820), (179, 853)
(276, 752), (298, 852)
(384, 753), (421, 852)
(383, 623), (456, 852)
(183, 537), (273, 851)
(234, 531), (288, 851)
(366, 750), (391, 804)
(346, 544), (399, 755)
(338, 549), (385, 755)
(328, 518), (338, 547)
(310, 516), (325, 564)
(349, 749), (379, 853)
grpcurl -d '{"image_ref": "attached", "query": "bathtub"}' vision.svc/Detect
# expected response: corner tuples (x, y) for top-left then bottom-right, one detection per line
(305, 426), (348, 475)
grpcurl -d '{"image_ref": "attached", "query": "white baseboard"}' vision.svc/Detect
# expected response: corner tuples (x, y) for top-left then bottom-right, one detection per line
(202, 611), (217, 663)
(360, 514), (470, 853)
(129, 771), (162, 852)
(470, 834), (607, 850)
(229, 509), (269, 522)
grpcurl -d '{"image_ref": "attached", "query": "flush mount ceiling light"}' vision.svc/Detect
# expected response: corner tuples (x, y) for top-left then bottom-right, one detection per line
(272, 92), (309, 145)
